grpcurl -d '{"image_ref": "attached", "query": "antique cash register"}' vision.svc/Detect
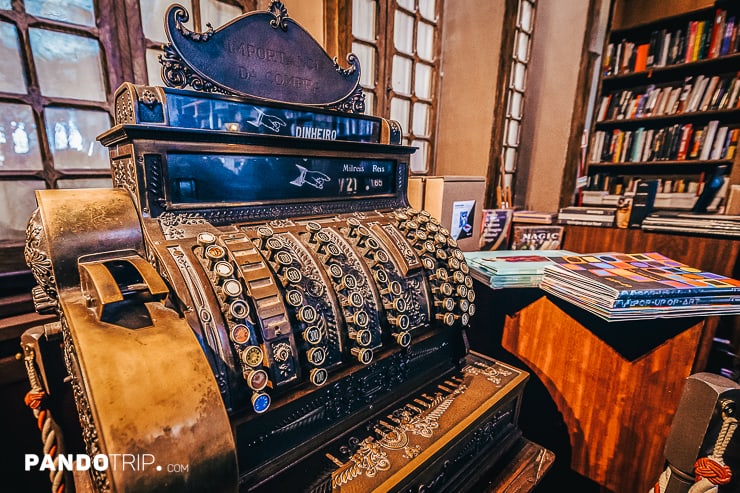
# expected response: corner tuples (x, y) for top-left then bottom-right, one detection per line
(21, 3), (529, 491)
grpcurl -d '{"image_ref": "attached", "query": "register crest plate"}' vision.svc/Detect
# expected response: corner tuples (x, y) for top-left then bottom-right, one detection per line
(161, 2), (364, 111)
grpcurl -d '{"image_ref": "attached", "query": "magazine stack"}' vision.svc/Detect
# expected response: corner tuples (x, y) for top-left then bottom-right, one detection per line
(540, 252), (740, 321)
(464, 250), (574, 289)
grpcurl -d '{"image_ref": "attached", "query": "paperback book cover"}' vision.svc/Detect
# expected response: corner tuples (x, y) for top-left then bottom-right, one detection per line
(464, 250), (575, 288)
(479, 209), (514, 250)
(510, 225), (564, 250)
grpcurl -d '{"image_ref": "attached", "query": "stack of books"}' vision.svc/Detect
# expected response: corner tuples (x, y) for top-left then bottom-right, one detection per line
(464, 250), (575, 289)
(558, 206), (616, 227)
(641, 211), (740, 238)
(540, 252), (740, 321)
(512, 210), (558, 224)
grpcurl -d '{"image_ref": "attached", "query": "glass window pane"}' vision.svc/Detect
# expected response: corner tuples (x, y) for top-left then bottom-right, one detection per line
(352, 0), (376, 42)
(25, 0), (95, 27)
(140, 0), (193, 44)
(390, 97), (410, 132)
(352, 42), (376, 88)
(419, 0), (436, 21)
(507, 119), (520, 146)
(30, 29), (106, 102)
(362, 90), (375, 116)
(410, 140), (428, 173)
(0, 0), (11, 9)
(0, 180), (43, 241)
(0, 103), (42, 170)
(44, 107), (110, 170)
(58, 177), (113, 189)
(146, 48), (163, 86)
(394, 10), (414, 55)
(415, 63), (432, 99)
(520, 0), (534, 33)
(412, 102), (430, 137)
(509, 91), (523, 119)
(397, 0), (414, 10)
(200, 0), (241, 29)
(392, 55), (412, 95)
(516, 31), (530, 62)
(417, 21), (434, 61)
(511, 61), (526, 91)
(504, 147), (517, 172)
(0, 22), (27, 94)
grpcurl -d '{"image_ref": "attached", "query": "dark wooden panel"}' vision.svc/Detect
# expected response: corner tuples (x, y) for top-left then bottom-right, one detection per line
(502, 296), (705, 493)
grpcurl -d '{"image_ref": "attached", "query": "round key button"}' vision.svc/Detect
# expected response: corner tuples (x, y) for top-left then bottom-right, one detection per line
(353, 328), (372, 347)
(328, 263), (344, 279)
(256, 226), (274, 239)
(230, 324), (251, 344)
(251, 392), (271, 413)
(307, 346), (326, 366)
(309, 368), (328, 386)
(298, 305), (318, 324)
(275, 250), (293, 267)
(394, 331), (412, 348)
(242, 346), (264, 367)
(213, 261), (234, 279)
(222, 279), (243, 298)
(229, 299), (250, 319)
(284, 267), (303, 284)
(303, 325), (323, 345)
(245, 369), (268, 391)
(351, 347), (373, 365)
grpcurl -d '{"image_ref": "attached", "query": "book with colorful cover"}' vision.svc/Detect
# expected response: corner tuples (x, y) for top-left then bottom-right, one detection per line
(509, 225), (564, 250)
(542, 252), (740, 301)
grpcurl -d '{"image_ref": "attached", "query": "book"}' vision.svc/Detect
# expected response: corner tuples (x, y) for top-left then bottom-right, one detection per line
(510, 225), (564, 250)
(627, 179), (659, 228)
(720, 16), (735, 56)
(634, 43), (649, 72)
(512, 210), (557, 224)
(686, 20), (698, 63)
(479, 209), (514, 251)
(708, 9), (726, 59)
(699, 120), (720, 160)
(710, 125), (729, 160)
(540, 252), (740, 321)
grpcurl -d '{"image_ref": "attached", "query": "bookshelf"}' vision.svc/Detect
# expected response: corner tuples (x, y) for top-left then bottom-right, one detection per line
(583, 1), (740, 212)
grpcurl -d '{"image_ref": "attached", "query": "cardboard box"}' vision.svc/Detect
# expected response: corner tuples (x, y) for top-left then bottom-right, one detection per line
(423, 176), (486, 251)
(407, 176), (425, 211)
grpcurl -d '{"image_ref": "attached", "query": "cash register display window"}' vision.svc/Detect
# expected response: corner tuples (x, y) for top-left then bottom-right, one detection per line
(166, 153), (396, 204)
(167, 93), (382, 143)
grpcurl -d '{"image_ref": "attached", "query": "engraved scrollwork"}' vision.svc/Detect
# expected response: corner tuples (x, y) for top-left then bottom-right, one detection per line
(160, 44), (231, 95)
(268, 1), (289, 31)
(461, 362), (514, 387)
(329, 86), (366, 114)
(115, 89), (135, 125)
(172, 6), (214, 42)
(138, 89), (161, 109)
(60, 313), (110, 492)
(111, 158), (136, 194)
(159, 212), (208, 240)
(24, 208), (58, 305)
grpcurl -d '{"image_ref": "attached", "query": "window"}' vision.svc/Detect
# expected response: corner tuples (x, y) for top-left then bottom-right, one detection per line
(139, 0), (243, 86)
(350, 0), (442, 174)
(0, 0), (121, 258)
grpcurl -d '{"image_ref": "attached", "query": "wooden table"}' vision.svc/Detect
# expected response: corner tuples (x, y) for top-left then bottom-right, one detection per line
(467, 287), (707, 493)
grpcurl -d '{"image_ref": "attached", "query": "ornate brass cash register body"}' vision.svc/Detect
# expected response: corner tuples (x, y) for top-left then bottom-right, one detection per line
(23, 3), (528, 492)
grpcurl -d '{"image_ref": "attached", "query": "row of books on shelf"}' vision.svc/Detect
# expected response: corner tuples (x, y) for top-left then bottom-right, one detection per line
(604, 8), (739, 76)
(585, 174), (704, 196)
(465, 250), (740, 321)
(589, 121), (739, 163)
(642, 210), (740, 237)
(596, 72), (740, 122)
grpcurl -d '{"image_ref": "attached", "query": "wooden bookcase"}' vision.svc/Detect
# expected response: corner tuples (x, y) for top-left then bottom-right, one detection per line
(582, 0), (740, 212)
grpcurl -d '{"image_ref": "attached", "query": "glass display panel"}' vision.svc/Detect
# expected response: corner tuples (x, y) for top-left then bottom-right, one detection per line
(200, 0), (241, 29)
(166, 93), (382, 142)
(415, 63), (432, 100)
(419, 0), (436, 21)
(409, 140), (428, 173)
(390, 97), (410, 132)
(516, 30), (530, 62)
(0, 22), (27, 94)
(352, 42), (376, 87)
(394, 10), (414, 54)
(417, 21), (434, 61)
(352, 0), (376, 42)
(0, 180), (42, 241)
(412, 102), (430, 137)
(397, 0), (413, 10)
(519, 0), (534, 33)
(511, 61), (526, 91)
(509, 90), (523, 119)
(30, 28), (106, 101)
(166, 154), (396, 204)
(392, 55), (412, 95)
(140, 0), (193, 43)
(363, 90), (375, 116)
(146, 48), (164, 86)
(25, 0), (95, 27)
(44, 107), (110, 169)
(0, 103), (42, 170)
